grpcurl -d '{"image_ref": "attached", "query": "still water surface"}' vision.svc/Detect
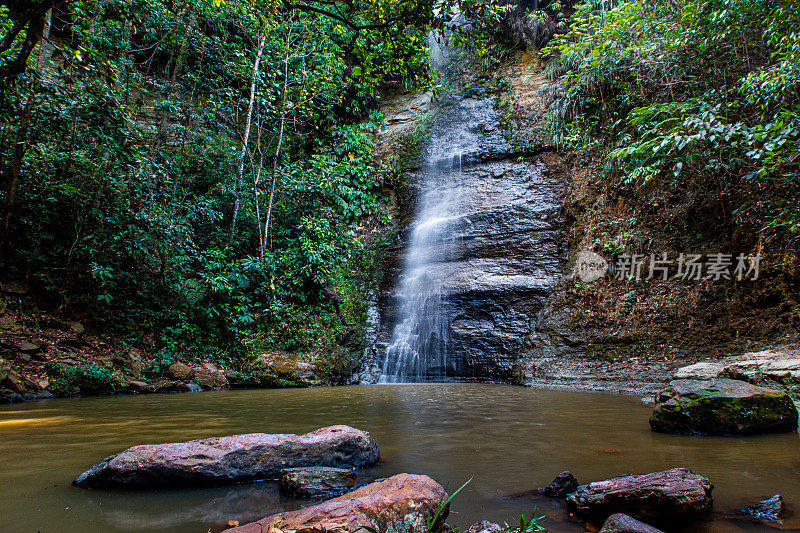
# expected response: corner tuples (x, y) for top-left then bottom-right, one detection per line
(1, 385), (799, 532)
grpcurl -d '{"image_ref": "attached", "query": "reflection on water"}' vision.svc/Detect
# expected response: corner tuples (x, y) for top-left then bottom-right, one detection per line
(1, 385), (799, 532)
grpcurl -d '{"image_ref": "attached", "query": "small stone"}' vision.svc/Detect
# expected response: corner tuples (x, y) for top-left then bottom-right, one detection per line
(58, 337), (82, 349)
(167, 362), (191, 379)
(538, 471), (579, 497)
(279, 466), (364, 499)
(467, 520), (501, 533)
(151, 379), (194, 393)
(19, 341), (40, 354)
(599, 513), (664, 533)
(192, 369), (228, 389)
(4, 369), (27, 394)
(742, 494), (786, 522)
(0, 388), (23, 403)
(23, 390), (53, 400)
(68, 321), (85, 335)
(0, 357), (10, 381)
(0, 316), (20, 331)
(126, 379), (149, 390)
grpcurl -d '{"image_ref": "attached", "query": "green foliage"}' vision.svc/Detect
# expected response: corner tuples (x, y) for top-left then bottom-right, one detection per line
(545, 0), (800, 236)
(428, 478), (471, 533)
(501, 510), (547, 532)
(45, 360), (121, 395)
(0, 0), (449, 368)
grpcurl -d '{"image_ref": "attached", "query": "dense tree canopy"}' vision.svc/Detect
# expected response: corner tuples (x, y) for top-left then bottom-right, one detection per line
(0, 0), (457, 370)
(545, 0), (800, 243)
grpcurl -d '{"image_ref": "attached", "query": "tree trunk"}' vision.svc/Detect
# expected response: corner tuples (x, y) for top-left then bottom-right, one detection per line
(263, 28), (293, 253)
(230, 35), (265, 239)
(36, 8), (52, 72)
(0, 10), (51, 259)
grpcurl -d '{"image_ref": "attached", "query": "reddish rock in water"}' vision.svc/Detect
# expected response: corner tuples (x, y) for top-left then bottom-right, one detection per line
(73, 425), (379, 488)
(599, 513), (664, 532)
(566, 468), (712, 523)
(225, 474), (448, 533)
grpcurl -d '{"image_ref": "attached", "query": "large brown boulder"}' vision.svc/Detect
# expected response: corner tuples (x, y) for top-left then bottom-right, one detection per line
(225, 474), (448, 533)
(73, 425), (379, 488)
(650, 379), (798, 435)
(566, 468), (712, 523)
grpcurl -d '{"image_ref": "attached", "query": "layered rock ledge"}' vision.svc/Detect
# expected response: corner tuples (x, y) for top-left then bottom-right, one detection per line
(225, 473), (448, 533)
(73, 425), (378, 488)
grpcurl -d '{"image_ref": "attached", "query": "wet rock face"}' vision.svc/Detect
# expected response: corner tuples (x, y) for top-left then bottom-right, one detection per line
(73, 425), (379, 489)
(371, 93), (565, 383)
(225, 474), (449, 533)
(649, 378), (799, 436)
(566, 468), (713, 523)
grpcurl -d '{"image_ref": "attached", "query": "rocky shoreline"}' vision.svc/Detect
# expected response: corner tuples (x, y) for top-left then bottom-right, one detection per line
(0, 310), (332, 403)
(65, 423), (797, 533)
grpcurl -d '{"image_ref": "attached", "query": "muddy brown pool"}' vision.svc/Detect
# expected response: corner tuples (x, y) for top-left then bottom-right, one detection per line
(1, 384), (798, 532)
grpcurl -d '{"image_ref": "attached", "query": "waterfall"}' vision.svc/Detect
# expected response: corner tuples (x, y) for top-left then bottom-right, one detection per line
(379, 32), (479, 384)
(378, 160), (462, 383)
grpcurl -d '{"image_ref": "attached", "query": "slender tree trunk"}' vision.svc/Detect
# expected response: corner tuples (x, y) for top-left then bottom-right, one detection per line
(172, 10), (195, 82)
(0, 10), (51, 259)
(36, 9), (51, 73)
(254, 147), (266, 258)
(263, 28), (293, 252)
(230, 34), (265, 239)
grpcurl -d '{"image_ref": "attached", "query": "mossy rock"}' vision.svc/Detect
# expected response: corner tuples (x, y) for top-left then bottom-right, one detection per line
(247, 352), (319, 388)
(649, 378), (799, 436)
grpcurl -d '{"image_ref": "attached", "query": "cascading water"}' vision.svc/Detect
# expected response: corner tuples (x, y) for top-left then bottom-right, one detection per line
(379, 33), (480, 384)
(370, 24), (566, 385)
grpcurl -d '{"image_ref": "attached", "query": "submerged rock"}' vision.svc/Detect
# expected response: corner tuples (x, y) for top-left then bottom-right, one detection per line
(279, 466), (367, 499)
(649, 379), (799, 435)
(742, 494), (787, 522)
(599, 513), (664, 533)
(566, 467), (713, 523)
(73, 425), (379, 488)
(225, 474), (448, 533)
(538, 470), (579, 497)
